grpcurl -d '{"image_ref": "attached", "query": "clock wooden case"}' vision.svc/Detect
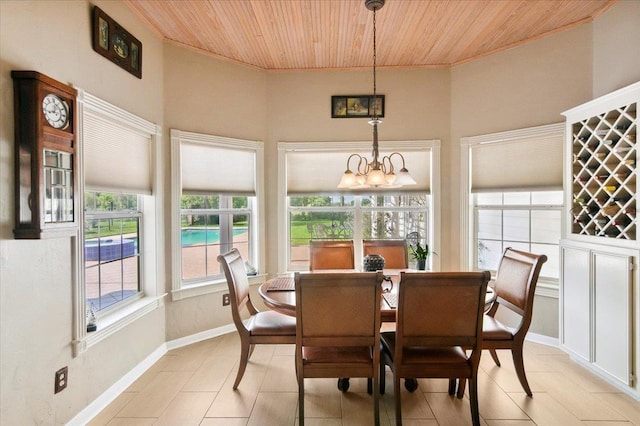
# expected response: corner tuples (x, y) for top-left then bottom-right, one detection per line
(12, 71), (78, 239)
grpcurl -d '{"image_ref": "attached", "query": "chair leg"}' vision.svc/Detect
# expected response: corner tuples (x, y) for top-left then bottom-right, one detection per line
(367, 378), (373, 395)
(456, 378), (466, 399)
(373, 376), (380, 426)
(469, 377), (480, 426)
(489, 348), (501, 366)
(394, 375), (402, 425)
(448, 378), (456, 395)
(233, 338), (251, 390)
(298, 376), (305, 426)
(379, 362), (386, 395)
(248, 343), (256, 359)
(512, 345), (533, 397)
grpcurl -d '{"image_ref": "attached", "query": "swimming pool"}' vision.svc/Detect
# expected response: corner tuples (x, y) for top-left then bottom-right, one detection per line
(181, 228), (246, 246)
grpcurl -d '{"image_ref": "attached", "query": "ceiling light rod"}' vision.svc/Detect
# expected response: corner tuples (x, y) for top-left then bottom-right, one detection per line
(338, 0), (416, 190)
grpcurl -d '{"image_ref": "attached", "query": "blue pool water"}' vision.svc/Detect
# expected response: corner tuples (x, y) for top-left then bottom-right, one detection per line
(181, 228), (246, 246)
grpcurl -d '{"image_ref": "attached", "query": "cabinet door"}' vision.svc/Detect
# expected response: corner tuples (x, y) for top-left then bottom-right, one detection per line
(593, 251), (632, 386)
(561, 245), (591, 361)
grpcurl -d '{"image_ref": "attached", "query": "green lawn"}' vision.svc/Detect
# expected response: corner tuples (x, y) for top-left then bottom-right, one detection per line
(85, 219), (138, 239)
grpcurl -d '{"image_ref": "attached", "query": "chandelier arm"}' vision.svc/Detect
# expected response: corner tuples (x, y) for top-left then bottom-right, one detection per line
(388, 152), (408, 169)
(344, 153), (363, 172)
(357, 155), (369, 175)
(381, 155), (393, 174)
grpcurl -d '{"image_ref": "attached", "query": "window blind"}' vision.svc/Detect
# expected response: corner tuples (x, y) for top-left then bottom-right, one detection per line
(83, 113), (152, 194)
(471, 134), (563, 192)
(286, 148), (431, 195)
(181, 141), (256, 196)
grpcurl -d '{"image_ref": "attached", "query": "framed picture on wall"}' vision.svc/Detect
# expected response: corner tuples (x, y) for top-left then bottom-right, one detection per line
(332, 95), (385, 118)
(92, 6), (142, 79)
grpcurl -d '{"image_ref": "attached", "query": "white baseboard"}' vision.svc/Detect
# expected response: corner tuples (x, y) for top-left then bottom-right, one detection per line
(525, 331), (559, 347)
(67, 345), (167, 426)
(68, 323), (236, 426)
(166, 323), (236, 350)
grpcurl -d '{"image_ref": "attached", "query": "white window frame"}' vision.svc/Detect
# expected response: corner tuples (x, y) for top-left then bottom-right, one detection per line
(473, 191), (563, 285)
(278, 140), (441, 273)
(170, 129), (266, 301)
(460, 123), (565, 298)
(72, 89), (164, 356)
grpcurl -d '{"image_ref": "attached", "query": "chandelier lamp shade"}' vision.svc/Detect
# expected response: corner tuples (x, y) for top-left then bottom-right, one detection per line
(337, 0), (416, 190)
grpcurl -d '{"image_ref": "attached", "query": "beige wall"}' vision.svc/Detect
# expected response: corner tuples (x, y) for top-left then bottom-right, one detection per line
(265, 68), (450, 274)
(162, 45), (268, 340)
(449, 22), (595, 339)
(0, 1), (165, 424)
(2, 0), (639, 423)
(593, 0), (640, 97)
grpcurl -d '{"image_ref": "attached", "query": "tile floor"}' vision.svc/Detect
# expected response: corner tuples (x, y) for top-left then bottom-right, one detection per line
(89, 333), (640, 425)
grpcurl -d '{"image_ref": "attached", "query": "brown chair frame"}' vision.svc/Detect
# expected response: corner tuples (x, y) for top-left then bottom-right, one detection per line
(295, 271), (383, 426)
(479, 247), (548, 397)
(309, 240), (355, 271)
(363, 239), (409, 270)
(218, 249), (296, 389)
(380, 271), (491, 426)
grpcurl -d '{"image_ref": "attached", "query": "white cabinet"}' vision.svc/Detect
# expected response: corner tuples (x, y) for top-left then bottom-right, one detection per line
(560, 81), (640, 399)
(593, 249), (632, 385)
(560, 243), (590, 361)
(560, 241), (635, 389)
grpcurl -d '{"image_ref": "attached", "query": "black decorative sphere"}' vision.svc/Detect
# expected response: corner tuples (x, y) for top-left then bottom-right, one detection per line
(363, 253), (386, 271)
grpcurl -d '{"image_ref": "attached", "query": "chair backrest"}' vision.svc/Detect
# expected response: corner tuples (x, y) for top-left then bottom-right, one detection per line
(295, 271), (382, 348)
(493, 247), (548, 332)
(309, 240), (355, 271)
(395, 271), (491, 364)
(363, 239), (409, 269)
(218, 248), (254, 330)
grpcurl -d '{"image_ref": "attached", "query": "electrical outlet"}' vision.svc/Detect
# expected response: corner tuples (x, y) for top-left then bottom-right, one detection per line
(222, 293), (230, 306)
(55, 367), (68, 394)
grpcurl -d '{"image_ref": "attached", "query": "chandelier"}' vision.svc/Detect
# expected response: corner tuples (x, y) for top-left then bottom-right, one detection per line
(338, 0), (416, 189)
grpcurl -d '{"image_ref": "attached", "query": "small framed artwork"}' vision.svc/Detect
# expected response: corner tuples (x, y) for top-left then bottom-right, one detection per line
(92, 6), (142, 79)
(332, 95), (385, 118)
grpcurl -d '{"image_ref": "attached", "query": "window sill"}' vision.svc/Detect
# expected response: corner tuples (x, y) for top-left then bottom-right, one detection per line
(73, 294), (167, 356)
(171, 274), (267, 301)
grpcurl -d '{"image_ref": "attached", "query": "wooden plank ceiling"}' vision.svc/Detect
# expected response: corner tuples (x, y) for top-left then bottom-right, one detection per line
(125, 0), (617, 71)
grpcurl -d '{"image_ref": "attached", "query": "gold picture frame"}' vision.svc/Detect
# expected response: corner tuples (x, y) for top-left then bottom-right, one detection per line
(332, 95), (385, 118)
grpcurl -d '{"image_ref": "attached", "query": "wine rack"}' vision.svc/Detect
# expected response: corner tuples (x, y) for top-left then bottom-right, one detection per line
(571, 102), (637, 240)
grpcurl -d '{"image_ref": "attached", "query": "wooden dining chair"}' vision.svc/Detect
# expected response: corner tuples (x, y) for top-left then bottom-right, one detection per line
(218, 249), (296, 390)
(309, 240), (355, 270)
(295, 271), (383, 426)
(380, 271), (491, 426)
(363, 239), (409, 269)
(480, 247), (548, 397)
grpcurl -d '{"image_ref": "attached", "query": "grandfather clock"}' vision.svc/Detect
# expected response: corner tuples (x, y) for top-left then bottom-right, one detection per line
(12, 71), (78, 238)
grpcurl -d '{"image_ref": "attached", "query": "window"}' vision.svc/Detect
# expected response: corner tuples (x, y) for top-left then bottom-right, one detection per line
(461, 123), (565, 294)
(279, 140), (440, 272)
(171, 130), (264, 299)
(73, 90), (161, 356)
(180, 194), (253, 282)
(474, 191), (563, 280)
(84, 192), (141, 312)
(288, 194), (430, 270)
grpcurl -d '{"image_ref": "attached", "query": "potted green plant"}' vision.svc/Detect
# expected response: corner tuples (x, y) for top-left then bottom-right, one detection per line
(410, 242), (434, 270)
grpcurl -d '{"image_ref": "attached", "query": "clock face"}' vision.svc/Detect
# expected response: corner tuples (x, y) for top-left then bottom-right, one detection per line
(42, 93), (70, 130)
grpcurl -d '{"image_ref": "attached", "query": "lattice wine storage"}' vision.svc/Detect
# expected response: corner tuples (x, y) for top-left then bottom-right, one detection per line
(571, 102), (637, 239)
